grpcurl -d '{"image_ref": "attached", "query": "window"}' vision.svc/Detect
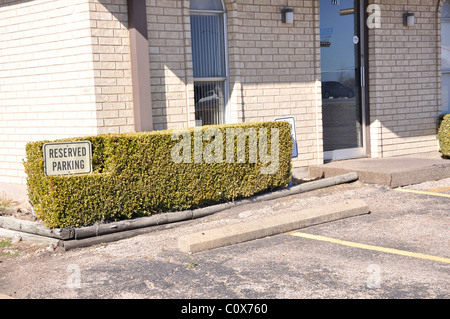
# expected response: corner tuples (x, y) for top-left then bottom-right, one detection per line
(190, 0), (228, 126)
(442, 0), (450, 114)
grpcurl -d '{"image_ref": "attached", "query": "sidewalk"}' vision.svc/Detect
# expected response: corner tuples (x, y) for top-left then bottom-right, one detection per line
(308, 154), (450, 188)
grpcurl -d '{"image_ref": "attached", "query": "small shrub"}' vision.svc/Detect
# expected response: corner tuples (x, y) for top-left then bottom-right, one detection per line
(438, 114), (450, 158)
(24, 122), (292, 228)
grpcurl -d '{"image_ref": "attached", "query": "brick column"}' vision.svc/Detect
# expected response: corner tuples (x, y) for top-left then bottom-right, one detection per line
(128, 0), (153, 132)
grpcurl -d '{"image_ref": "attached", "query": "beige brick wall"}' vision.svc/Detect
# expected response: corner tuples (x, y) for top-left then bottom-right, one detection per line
(1, 0), (445, 193)
(147, 0), (443, 163)
(0, 0), (135, 190)
(0, 0), (98, 187)
(225, 0), (323, 167)
(368, 0), (441, 157)
(89, 0), (135, 134)
(147, 0), (323, 166)
(147, 0), (195, 130)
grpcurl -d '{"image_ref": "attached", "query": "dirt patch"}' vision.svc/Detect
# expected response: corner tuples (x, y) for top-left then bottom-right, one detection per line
(0, 236), (58, 265)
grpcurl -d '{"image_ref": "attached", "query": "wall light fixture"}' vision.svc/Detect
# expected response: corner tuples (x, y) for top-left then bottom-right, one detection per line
(403, 12), (415, 27)
(281, 7), (294, 24)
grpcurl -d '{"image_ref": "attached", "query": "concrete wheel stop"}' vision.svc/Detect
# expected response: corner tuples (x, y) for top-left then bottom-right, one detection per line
(178, 199), (370, 254)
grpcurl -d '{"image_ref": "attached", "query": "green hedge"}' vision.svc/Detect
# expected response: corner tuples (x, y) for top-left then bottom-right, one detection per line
(24, 122), (292, 228)
(438, 114), (450, 158)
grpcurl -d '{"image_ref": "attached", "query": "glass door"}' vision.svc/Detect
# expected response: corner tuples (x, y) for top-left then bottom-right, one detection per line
(320, 0), (367, 161)
(442, 0), (450, 114)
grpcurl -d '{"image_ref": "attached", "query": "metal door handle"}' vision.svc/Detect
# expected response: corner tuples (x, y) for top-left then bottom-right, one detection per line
(361, 66), (365, 88)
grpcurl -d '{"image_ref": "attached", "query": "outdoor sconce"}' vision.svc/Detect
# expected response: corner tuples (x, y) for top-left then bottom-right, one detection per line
(281, 7), (294, 24)
(403, 12), (415, 27)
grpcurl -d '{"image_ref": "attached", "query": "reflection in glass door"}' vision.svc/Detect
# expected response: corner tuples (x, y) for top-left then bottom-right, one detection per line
(320, 0), (367, 161)
(442, 0), (450, 114)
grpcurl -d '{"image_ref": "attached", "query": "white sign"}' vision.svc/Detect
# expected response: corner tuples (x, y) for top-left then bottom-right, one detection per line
(43, 141), (92, 177)
(275, 117), (298, 158)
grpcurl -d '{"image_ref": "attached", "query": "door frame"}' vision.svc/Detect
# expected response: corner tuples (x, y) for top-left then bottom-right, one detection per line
(322, 0), (371, 162)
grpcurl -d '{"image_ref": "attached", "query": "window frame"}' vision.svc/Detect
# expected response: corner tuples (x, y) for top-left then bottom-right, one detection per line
(190, 1), (230, 125)
(442, 0), (450, 114)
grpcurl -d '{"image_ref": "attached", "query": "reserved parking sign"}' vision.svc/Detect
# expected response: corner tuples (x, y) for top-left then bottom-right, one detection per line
(43, 141), (92, 177)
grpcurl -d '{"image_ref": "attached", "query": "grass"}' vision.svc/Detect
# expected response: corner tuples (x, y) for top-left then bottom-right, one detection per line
(0, 238), (19, 258)
(1, 250), (19, 258)
(0, 196), (21, 259)
(0, 192), (14, 213)
(0, 238), (12, 248)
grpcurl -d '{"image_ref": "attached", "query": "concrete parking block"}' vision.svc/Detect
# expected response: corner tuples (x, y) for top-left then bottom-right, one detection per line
(178, 199), (370, 254)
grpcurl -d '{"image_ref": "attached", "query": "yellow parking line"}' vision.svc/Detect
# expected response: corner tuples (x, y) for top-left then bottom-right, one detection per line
(394, 188), (450, 198)
(426, 186), (450, 193)
(290, 232), (450, 264)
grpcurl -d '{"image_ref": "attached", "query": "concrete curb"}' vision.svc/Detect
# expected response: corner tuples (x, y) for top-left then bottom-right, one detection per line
(178, 199), (370, 254)
(309, 158), (450, 188)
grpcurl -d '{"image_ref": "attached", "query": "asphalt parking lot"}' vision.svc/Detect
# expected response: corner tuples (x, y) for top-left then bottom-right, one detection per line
(0, 178), (449, 301)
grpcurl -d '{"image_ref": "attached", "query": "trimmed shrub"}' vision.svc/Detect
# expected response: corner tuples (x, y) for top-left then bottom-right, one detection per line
(24, 122), (292, 228)
(438, 114), (450, 158)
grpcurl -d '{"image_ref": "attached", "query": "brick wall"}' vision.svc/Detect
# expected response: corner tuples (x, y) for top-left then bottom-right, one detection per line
(0, 0), (445, 194)
(225, 0), (323, 167)
(146, 0), (443, 162)
(89, 0), (135, 134)
(0, 0), (98, 189)
(146, 0), (323, 166)
(368, 0), (441, 157)
(147, 0), (195, 130)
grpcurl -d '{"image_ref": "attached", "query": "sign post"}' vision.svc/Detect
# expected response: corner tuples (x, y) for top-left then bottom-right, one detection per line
(43, 141), (92, 177)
